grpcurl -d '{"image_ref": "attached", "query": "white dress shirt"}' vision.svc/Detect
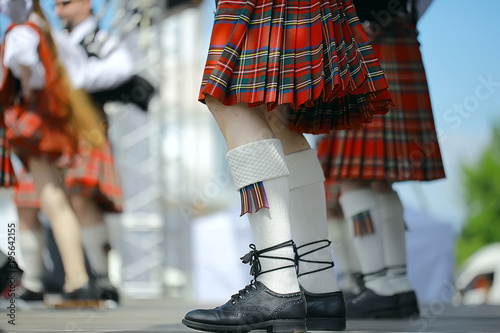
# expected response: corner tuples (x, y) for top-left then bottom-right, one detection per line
(67, 17), (134, 93)
(2, 19), (88, 90)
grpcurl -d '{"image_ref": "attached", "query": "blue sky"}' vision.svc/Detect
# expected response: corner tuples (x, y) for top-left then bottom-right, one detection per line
(1, 0), (499, 232)
(0, 0), (113, 33)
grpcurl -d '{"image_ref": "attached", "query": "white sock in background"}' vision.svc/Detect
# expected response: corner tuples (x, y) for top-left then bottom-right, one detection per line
(227, 139), (299, 294)
(286, 149), (339, 293)
(328, 216), (361, 294)
(339, 188), (394, 296)
(378, 191), (412, 293)
(81, 223), (110, 278)
(19, 229), (45, 293)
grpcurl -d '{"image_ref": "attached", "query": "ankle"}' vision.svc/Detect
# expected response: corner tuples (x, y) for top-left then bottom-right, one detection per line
(242, 241), (300, 294)
(296, 240), (339, 293)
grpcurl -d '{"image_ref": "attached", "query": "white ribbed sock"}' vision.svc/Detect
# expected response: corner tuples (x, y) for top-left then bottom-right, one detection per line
(227, 139), (299, 294)
(328, 216), (360, 293)
(286, 149), (338, 293)
(247, 176), (299, 293)
(81, 223), (110, 278)
(19, 229), (45, 293)
(339, 188), (394, 296)
(378, 191), (412, 293)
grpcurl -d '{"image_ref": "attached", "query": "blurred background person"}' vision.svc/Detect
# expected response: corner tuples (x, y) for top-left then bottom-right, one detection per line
(11, 0), (147, 304)
(317, 0), (445, 319)
(0, 0), (107, 306)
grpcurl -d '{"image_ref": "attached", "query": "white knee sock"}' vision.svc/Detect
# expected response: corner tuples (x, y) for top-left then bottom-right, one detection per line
(81, 223), (110, 278)
(286, 149), (338, 293)
(339, 188), (394, 296)
(19, 229), (45, 293)
(378, 191), (412, 293)
(328, 216), (361, 293)
(227, 139), (299, 294)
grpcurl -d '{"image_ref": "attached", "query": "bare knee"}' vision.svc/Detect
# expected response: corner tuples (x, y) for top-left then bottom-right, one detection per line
(69, 195), (103, 226)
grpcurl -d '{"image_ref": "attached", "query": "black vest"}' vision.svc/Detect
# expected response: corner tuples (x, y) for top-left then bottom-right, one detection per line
(79, 27), (155, 111)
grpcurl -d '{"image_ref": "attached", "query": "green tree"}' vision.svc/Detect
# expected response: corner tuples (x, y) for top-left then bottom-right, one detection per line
(456, 126), (500, 266)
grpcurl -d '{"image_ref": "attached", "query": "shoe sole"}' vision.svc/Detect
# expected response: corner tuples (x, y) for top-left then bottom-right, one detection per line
(400, 305), (420, 318)
(182, 318), (306, 333)
(347, 308), (401, 319)
(306, 317), (346, 331)
(45, 299), (106, 309)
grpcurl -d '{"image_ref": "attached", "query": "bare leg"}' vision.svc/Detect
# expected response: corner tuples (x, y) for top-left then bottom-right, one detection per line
(70, 195), (110, 280)
(206, 96), (274, 149)
(206, 96), (299, 294)
(29, 158), (88, 292)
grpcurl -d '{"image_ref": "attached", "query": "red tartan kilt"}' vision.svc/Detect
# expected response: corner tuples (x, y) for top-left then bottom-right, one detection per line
(4, 104), (75, 167)
(317, 17), (445, 183)
(65, 140), (123, 213)
(200, 0), (392, 133)
(14, 140), (123, 212)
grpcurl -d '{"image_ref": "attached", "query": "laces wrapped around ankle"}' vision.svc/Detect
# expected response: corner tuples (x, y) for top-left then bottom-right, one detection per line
(295, 239), (334, 277)
(240, 240), (296, 279)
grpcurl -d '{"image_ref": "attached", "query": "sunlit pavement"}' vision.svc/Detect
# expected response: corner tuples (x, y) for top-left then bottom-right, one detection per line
(1, 298), (499, 333)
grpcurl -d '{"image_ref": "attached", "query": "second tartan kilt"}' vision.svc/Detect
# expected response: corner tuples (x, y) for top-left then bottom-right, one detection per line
(317, 17), (445, 183)
(200, 0), (393, 133)
(14, 139), (123, 213)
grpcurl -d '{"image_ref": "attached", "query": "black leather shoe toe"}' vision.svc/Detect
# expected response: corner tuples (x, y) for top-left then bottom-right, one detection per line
(346, 288), (400, 319)
(398, 290), (420, 318)
(304, 289), (346, 331)
(17, 287), (44, 301)
(182, 281), (306, 333)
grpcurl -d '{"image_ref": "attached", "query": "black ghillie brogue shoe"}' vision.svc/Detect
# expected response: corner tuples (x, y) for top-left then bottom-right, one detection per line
(346, 288), (400, 319)
(398, 290), (420, 318)
(296, 240), (346, 331)
(182, 241), (306, 333)
(303, 290), (346, 331)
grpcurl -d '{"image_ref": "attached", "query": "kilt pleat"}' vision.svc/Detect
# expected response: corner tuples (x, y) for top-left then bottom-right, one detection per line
(200, 0), (392, 133)
(14, 140), (123, 213)
(65, 140), (123, 213)
(317, 17), (445, 183)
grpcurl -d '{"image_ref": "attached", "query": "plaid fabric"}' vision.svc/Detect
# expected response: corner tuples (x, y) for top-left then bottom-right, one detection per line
(3, 103), (75, 167)
(0, 23), (77, 173)
(239, 181), (269, 216)
(352, 210), (374, 236)
(14, 139), (123, 212)
(65, 140), (123, 213)
(318, 17), (445, 182)
(0, 111), (17, 187)
(200, 0), (392, 134)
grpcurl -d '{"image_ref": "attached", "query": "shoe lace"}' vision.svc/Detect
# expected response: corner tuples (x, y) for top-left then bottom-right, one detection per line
(240, 240), (296, 280)
(295, 239), (334, 277)
(230, 281), (258, 304)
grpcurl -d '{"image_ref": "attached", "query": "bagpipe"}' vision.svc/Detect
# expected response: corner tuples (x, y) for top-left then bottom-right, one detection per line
(82, 0), (203, 112)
